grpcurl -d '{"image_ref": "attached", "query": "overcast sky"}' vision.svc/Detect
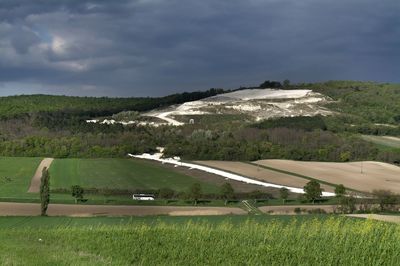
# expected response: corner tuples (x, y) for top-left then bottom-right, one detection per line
(0, 0), (399, 97)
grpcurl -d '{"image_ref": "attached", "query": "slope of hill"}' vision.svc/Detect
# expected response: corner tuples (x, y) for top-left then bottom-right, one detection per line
(142, 88), (332, 126)
(0, 81), (398, 165)
(0, 89), (223, 119)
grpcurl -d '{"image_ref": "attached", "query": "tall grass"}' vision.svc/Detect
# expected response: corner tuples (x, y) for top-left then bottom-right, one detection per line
(0, 217), (399, 265)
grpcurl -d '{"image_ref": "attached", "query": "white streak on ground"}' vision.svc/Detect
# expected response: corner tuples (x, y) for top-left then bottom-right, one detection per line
(128, 152), (335, 197)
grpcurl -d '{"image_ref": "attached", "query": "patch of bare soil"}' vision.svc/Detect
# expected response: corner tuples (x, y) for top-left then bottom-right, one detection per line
(0, 202), (247, 217)
(194, 161), (334, 192)
(27, 158), (54, 193)
(256, 160), (400, 194)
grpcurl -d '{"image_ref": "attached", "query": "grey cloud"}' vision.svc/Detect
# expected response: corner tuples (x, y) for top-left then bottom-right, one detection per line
(0, 0), (399, 96)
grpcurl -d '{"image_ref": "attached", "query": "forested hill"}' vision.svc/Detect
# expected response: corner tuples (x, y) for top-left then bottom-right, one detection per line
(0, 80), (398, 163)
(0, 88), (224, 119)
(2, 81), (399, 124)
(296, 81), (400, 124)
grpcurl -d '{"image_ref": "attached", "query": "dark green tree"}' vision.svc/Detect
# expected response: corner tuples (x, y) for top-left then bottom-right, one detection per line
(279, 187), (289, 204)
(373, 190), (398, 212)
(188, 183), (202, 205)
(71, 185), (84, 204)
(248, 190), (266, 203)
(338, 195), (356, 214)
(303, 180), (322, 204)
(40, 167), (50, 216)
(283, 79), (291, 88)
(220, 183), (235, 205)
(259, 80), (282, 88)
(334, 184), (346, 197)
(158, 187), (175, 199)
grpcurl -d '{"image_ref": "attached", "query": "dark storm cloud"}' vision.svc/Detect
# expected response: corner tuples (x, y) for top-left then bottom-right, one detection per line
(0, 0), (399, 96)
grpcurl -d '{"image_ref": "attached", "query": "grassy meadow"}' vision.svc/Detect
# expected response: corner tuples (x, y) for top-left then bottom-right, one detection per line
(0, 157), (42, 198)
(0, 157), (226, 204)
(49, 158), (221, 193)
(0, 216), (398, 265)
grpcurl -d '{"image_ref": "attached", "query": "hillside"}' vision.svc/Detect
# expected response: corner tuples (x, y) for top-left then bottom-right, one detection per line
(0, 89), (223, 119)
(0, 81), (398, 165)
(142, 88), (331, 126)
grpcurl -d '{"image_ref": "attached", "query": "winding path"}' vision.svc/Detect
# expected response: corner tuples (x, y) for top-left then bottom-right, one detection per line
(27, 158), (54, 193)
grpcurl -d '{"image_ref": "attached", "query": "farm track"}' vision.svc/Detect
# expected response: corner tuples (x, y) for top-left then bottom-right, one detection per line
(0, 202), (247, 217)
(27, 158), (54, 193)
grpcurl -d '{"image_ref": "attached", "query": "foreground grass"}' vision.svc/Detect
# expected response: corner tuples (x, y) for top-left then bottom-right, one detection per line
(50, 158), (220, 193)
(0, 217), (398, 265)
(0, 215), (330, 228)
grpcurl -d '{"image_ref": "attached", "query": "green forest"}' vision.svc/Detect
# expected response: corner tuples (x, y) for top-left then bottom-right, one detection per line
(0, 81), (399, 164)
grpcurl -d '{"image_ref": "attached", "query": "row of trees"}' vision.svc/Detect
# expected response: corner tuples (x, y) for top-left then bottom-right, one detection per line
(65, 183), (270, 206)
(0, 127), (397, 165)
(0, 123), (398, 164)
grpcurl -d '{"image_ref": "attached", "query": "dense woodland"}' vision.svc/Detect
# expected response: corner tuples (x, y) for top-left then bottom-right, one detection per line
(0, 88), (224, 119)
(0, 81), (399, 164)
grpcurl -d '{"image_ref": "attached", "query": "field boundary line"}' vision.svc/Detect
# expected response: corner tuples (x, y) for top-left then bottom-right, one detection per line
(246, 162), (361, 194)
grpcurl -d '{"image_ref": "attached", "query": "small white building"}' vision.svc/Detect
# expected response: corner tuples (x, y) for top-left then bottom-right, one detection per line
(132, 194), (155, 201)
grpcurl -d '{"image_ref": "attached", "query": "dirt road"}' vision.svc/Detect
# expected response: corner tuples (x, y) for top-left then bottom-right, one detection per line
(0, 202), (246, 217)
(27, 158), (54, 193)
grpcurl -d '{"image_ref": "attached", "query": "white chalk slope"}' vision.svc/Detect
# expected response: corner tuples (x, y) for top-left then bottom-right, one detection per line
(143, 88), (331, 126)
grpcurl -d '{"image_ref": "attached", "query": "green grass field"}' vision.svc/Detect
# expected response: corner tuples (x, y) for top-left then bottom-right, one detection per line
(0, 214), (333, 228)
(50, 158), (220, 193)
(0, 157), (225, 204)
(0, 216), (397, 265)
(0, 157), (42, 198)
(361, 135), (400, 149)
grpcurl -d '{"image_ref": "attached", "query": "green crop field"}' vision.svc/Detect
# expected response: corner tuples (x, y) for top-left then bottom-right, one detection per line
(0, 216), (397, 265)
(0, 157), (42, 198)
(0, 214), (333, 228)
(50, 158), (220, 193)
